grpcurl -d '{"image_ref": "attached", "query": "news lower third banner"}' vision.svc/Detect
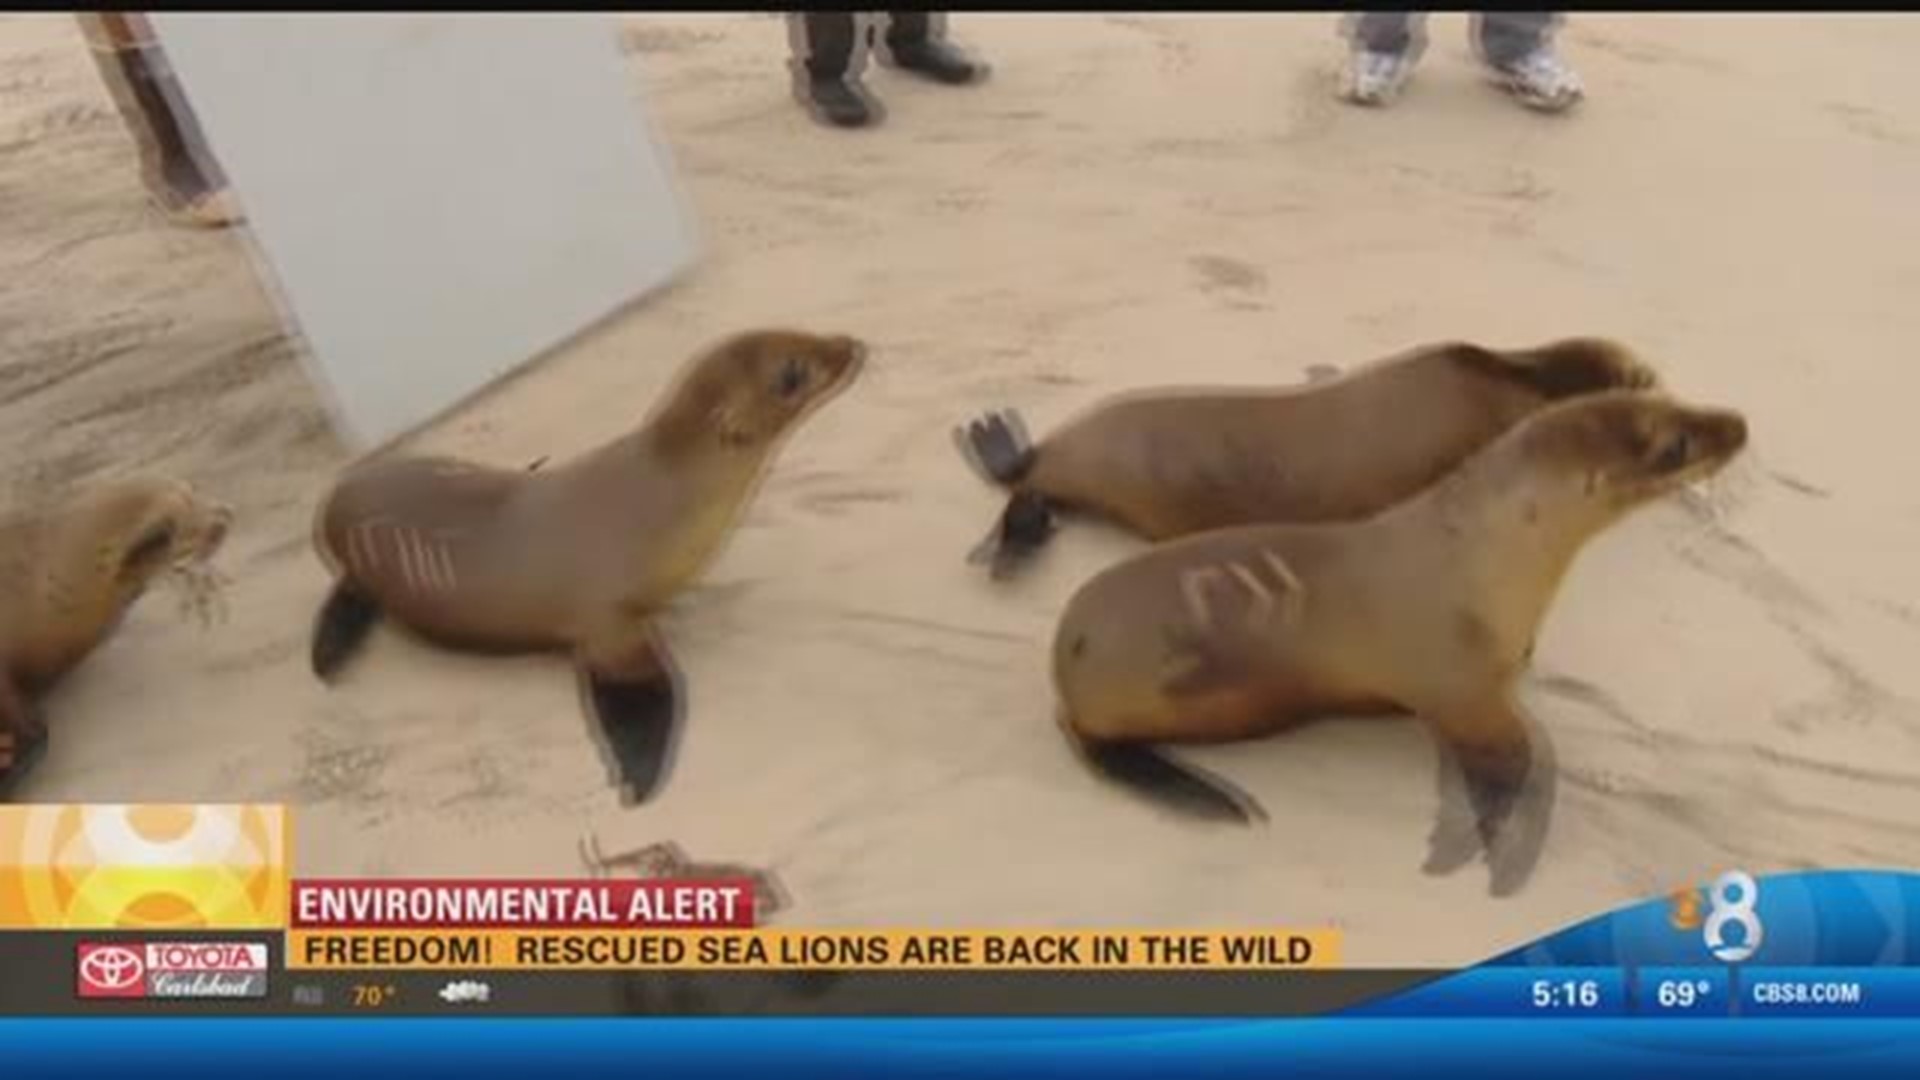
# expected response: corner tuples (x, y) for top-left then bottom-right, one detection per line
(284, 927), (1338, 971)
(16, 803), (1920, 1030)
(0, 804), (289, 930)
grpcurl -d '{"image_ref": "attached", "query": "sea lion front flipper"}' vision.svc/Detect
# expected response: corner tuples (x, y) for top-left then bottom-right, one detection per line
(1482, 713), (1558, 898)
(1427, 698), (1554, 897)
(577, 625), (685, 807)
(1421, 739), (1482, 877)
(310, 580), (383, 682)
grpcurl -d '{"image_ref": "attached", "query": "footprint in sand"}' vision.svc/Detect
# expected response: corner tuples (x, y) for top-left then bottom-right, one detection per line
(1188, 254), (1270, 311)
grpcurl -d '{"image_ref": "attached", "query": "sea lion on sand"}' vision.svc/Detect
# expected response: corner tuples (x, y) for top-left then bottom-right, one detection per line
(958, 337), (1659, 578)
(1049, 390), (1748, 896)
(0, 478), (232, 799)
(308, 329), (867, 806)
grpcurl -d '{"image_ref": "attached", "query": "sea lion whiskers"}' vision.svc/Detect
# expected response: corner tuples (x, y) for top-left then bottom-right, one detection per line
(163, 561), (230, 629)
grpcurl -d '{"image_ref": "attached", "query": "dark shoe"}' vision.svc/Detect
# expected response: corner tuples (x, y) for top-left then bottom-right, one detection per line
(804, 76), (876, 128)
(887, 39), (985, 85)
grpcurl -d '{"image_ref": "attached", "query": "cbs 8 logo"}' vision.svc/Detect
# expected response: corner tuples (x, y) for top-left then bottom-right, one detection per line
(1702, 870), (1763, 963)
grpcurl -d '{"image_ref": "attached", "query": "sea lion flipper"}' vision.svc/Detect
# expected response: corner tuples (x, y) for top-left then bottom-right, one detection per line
(310, 580), (383, 682)
(1483, 715), (1558, 898)
(954, 409), (1057, 576)
(1429, 702), (1554, 897)
(1422, 738), (1483, 877)
(578, 628), (685, 807)
(954, 408), (1036, 486)
(1075, 737), (1267, 825)
(965, 490), (1058, 578)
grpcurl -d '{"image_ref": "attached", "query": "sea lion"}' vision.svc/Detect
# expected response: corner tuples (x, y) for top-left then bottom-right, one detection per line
(308, 329), (867, 806)
(957, 337), (1659, 578)
(1048, 390), (1748, 896)
(0, 477), (233, 799)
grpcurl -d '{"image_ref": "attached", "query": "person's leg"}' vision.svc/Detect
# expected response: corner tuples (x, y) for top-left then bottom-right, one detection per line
(75, 13), (239, 226)
(879, 11), (986, 86)
(1472, 12), (1583, 112)
(787, 11), (879, 128)
(1339, 11), (1428, 106)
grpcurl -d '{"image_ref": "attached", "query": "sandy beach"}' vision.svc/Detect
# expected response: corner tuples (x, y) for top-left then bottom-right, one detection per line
(3, 13), (1918, 966)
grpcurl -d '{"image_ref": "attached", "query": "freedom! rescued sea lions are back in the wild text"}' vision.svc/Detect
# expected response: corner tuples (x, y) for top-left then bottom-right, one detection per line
(309, 329), (867, 806)
(0, 477), (232, 800)
(958, 337), (1658, 578)
(1048, 389), (1748, 896)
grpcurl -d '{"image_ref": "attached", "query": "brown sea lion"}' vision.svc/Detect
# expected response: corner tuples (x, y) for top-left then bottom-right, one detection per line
(0, 477), (233, 800)
(957, 337), (1659, 578)
(308, 329), (867, 805)
(1048, 390), (1748, 896)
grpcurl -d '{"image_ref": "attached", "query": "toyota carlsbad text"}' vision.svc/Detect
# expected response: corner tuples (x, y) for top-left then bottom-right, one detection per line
(76, 941), (270, 1000)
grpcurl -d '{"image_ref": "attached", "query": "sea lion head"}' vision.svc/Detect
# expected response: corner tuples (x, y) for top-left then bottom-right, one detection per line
(1524, 390), (1749, 511)
(668, 329), (867, 450)
(1516, 337), (1661, 400)
(92, 478), (233, 591)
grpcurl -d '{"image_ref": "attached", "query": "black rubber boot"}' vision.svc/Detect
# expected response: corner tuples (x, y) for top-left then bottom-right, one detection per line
(793, 12), (881, 128)
(805, 76), (875, 128)
(884, 12), (986, 85)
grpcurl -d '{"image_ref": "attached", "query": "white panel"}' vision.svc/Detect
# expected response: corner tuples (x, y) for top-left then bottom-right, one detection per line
(147, 14), (700, 448)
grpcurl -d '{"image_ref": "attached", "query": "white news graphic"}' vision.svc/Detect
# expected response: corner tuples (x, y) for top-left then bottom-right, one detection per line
(439, 979), (493, 1005)
(76, 941), (271, 1000)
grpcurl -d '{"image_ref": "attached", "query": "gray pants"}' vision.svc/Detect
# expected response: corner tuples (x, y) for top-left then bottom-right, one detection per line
(1343, 12), (1561, 69)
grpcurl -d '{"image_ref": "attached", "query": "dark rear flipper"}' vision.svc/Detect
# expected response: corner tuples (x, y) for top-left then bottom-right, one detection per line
(954, 408), (1062, 577)
(954, 408), (1037, 486)
(583, 670), (684, 807)
(1079, 740), (1267, 825)
(965, 489), (1059, 580)
(310, 581), (383, 682)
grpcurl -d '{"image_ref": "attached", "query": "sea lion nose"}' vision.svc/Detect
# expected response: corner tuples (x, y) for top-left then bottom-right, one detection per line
(1718, 412), (1749, 452)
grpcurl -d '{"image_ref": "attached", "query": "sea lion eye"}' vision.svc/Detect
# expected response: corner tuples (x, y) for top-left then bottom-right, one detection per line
(1653, 433), (1691, 473)
(777, 359), (808, 398)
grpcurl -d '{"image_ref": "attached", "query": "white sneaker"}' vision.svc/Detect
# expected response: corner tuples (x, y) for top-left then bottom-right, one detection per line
(1341, 49), (1415, 107)
(1488, 49), (1584, 112)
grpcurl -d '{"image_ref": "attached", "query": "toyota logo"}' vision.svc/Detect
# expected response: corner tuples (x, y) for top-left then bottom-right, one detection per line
(80, 946), (145, 991)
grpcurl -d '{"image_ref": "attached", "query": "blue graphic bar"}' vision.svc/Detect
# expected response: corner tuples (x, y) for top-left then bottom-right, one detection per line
(9, 1019), (1920, 1078)
(1738, 968), (1920, 1019)
(1345, 966), (1626, 1017)
(1634, 967), (1733, 1017)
